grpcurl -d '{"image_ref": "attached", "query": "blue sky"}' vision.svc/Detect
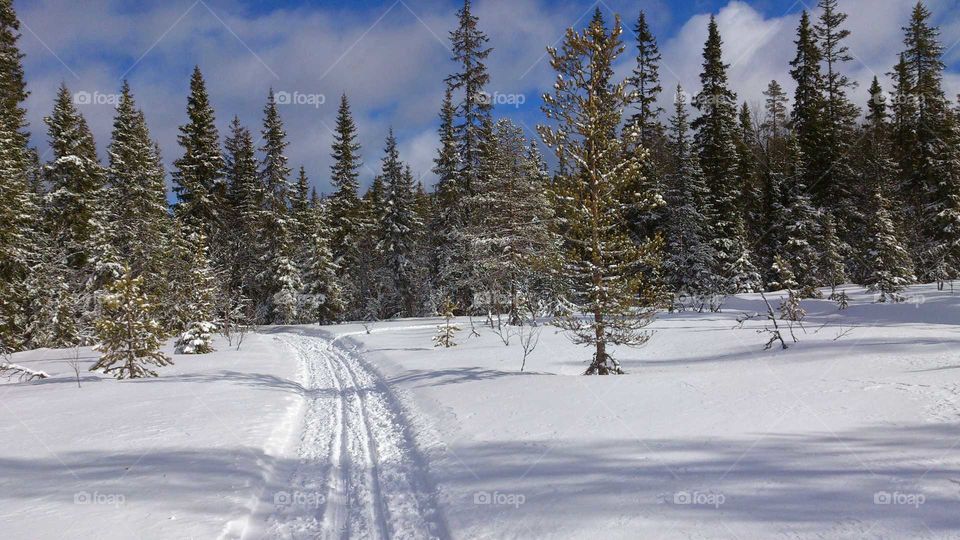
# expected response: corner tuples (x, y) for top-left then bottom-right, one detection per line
(16, 0), (960, 195)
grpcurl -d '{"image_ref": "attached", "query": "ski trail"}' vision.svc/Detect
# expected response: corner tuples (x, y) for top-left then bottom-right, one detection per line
(262, 332), (445, 540)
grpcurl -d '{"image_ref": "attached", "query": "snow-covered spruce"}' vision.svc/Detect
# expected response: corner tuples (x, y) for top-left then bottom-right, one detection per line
(174, 321), (217, 354)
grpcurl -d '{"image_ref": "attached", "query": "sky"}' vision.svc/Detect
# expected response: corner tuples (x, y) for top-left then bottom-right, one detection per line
(16, 0), (960, 196)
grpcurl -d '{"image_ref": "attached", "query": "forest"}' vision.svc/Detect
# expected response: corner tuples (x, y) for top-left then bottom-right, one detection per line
(1, 0), (958, 376)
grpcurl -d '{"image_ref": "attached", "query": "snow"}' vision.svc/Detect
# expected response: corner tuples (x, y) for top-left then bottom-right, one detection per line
(3, 283), (960, 539)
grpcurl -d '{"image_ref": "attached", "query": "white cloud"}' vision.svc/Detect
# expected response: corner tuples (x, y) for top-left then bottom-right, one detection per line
(16, 0), (960, 195)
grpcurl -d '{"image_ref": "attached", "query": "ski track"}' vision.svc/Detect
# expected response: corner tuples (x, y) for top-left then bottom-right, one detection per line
(264, 332), (443, 540)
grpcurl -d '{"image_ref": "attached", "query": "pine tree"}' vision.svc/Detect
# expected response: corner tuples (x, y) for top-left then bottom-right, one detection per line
(432, 87), (472, 309)
(328, 94), (363, 316)
(0, 0), (35, 352)
(290, 166), (311, 244)
(173, 66), (225, 241)
(692, 16), (759, 293)
(737, 101), (763, 250)
(164, 222), (218, 335)
(377, 130), (422, 317)
(859, 77), (914, 299)
(662, 86), (717, 305)
(44, 83), (106, 271)
(789, 11), (825, 206)
(778, 137), (822, 296)
(446, 0), (492, 202)
(106, 81), (169, 291)
(468, 119), (561, 323)
(538, 10), (659, 375)
(897, 1), (960, 282)
(301, 199), (344, 324)
(259, 90), (296, 322)
(625, 10), (667, 248)
(223, 116), (262, 302)
(628, 11), (663, 148)
(24, 235), (80, 349)
(91, 268), (173, 379)
(433, 296), (460, 348)
(814, 0), (860, 248)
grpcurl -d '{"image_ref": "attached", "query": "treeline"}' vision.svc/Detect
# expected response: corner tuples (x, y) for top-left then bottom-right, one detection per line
(1, 0), (958, 374)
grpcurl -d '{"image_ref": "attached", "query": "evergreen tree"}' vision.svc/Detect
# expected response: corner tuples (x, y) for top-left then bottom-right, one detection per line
(223, 116), (262, 301)
(737, 101), (763, 250)
(106, 81), (169, 286)
(433, 296), (460, 348)
(328, 94), (363, 316)
(539, 10), (659, 375)
(859, 77), (914, 298)
(897, 1), (960, 281)
(163, 222), (218, 335)
(789, 11), (825, 204)
(446, 0), (492, 201)
(625, 10), (667, 247)
(628, 11), (663, 148)
(44, 83), (106, 272)
(432, 88), (466, 299)
(377, 130), (422, 317)
(692, 16), (759, 293)
(468, 119), (561, 323)
(290, 165), (311, 245)
(91, 268), (172, 379)
(814, 0), (860, 248)
(173, 66), (225, 241)
(301, 200), (344, 324)
(662, 85), (716, 304)
(0, 0), (34, 352)
(24, 235), (80, 349)
(258, 90), (296, 322)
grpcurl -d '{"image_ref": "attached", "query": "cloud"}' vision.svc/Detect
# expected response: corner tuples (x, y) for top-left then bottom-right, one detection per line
(15, 0), (960, 195)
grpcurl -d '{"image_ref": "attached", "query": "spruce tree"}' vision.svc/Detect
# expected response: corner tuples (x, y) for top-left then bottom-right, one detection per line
(173, 66), (225, 241)
(328, 94), (363, 315)
(446, 0), (492, 201)
(0, 0), (34, 352)
(898, 1), (960, 281)
(692, 16), (759, 293)
(625, 10), (667, 247)
(859, 77), (914, 298)
(432, 88), (465, 299)
(24, 235), (80, 349)
(91, 267), (172, 379)
(628, 11), (663, 148)
(106, 81), (169, 287)
(301, 200), (344, 324)
(44, 83), (106, 272)
(662, 86), (716, 305)
(377, 130), (422, 317)
(259, 90), (296, 322)
(789, 11), (825, 204)
(538, 10), (659, 375)
(223, 116), (262, 301)
(814, 0), (860, 248)
(468, 119), (560, 323)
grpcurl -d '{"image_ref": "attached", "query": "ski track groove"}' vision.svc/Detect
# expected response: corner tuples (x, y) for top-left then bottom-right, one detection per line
(264, 332), (442, 540)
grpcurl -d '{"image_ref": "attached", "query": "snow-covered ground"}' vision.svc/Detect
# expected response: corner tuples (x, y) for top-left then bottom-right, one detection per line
(2, 284), (960, 539)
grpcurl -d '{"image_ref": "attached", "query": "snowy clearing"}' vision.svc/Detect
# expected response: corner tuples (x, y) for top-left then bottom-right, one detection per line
(2, 284), (960, 539)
